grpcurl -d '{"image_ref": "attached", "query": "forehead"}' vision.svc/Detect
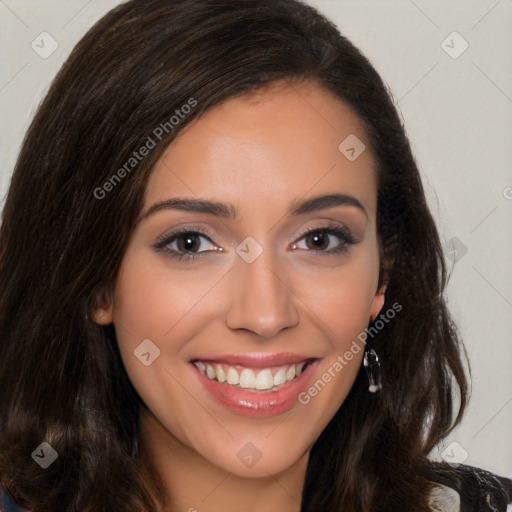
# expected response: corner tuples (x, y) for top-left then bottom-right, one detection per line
(144, 80), (377, 221)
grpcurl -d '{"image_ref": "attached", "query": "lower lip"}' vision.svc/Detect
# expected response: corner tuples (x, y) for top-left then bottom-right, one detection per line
(191, 360), (320, 418)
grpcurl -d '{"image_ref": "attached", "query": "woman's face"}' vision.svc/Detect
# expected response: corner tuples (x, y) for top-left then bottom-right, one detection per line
(94, 80), (385, 478)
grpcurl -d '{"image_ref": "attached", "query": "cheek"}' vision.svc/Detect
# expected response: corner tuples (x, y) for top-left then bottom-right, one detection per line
(109, 252), (227, 401)
(112, 253), (219, 342)
(294, 252), (379, 340)
(109, 255), (188, 384)
(110, 257), (212, 437)
(292, 262), (377, 423)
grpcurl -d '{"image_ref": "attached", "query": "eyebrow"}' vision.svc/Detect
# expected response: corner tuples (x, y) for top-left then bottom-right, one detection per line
(137, 193), (367, 223)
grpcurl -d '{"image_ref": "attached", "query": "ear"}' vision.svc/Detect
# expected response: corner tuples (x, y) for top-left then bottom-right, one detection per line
(90, 285), (114, 325)
(369, 281), (386, 322)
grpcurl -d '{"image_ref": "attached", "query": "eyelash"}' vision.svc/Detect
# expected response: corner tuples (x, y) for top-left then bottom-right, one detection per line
(152, 223), (357, 261)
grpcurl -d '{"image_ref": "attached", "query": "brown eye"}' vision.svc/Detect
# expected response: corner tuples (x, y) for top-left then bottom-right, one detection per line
(175, 233), (203, 253)
(153, 228), (220, 261)
(304, 232), (330, 250)
(294, 227), (356, 255)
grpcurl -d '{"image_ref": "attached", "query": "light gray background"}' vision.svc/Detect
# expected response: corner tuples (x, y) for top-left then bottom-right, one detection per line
(1, 0), (511, 477)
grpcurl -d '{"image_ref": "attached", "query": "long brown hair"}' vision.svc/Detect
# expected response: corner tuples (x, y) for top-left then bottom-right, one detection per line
(0, 1), (469, 510)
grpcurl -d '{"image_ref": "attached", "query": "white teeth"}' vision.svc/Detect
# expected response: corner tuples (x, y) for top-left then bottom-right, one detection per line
(206, 364), (216, 379)
(273, 369), (287, 386)
(194, 360), (311, 391)
(255, 369), (274, 390)
(216, 364), (226, 383)
(239, 368), (256, 389)
(227, 367), (240, 385)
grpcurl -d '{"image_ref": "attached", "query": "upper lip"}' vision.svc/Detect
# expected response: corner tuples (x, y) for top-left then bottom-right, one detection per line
(190, 352), (318, 368)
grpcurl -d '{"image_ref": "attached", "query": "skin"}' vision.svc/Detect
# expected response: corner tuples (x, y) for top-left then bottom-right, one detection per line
(93, 79), (385, 512)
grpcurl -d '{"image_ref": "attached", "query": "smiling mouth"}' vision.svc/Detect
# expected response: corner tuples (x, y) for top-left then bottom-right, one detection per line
(191, 359), (315, 392)
(190, 356), (321, 417)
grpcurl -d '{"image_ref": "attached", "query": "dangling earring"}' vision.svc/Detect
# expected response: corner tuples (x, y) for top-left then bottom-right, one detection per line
(363, 345), (382, 393)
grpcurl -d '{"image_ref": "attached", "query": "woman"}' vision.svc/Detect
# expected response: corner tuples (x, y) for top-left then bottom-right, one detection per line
(0, 0), (510, 511)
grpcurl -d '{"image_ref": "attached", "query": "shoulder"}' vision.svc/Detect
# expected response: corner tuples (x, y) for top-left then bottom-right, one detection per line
(424, 462), (512, 512)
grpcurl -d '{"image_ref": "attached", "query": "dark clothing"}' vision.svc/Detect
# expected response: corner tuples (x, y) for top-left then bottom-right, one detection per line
(425, 462), (512, 512)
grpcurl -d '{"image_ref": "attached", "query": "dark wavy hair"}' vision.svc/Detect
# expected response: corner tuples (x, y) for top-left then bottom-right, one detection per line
(0, 0), (470, 510)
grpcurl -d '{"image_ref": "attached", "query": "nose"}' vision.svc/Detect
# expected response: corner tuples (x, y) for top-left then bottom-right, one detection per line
(225, 248), (299, 339)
